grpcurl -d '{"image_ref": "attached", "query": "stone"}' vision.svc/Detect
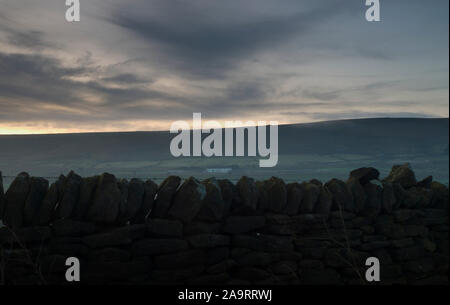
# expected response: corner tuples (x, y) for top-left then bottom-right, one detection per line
(57, 171), (82, 219)
(84, 257), (152, 282)
(132, 238), (189, 256)
(362, 235), (387, 242)
(360, 241), (390, 251)
(116, 179), (129, 224)
(346, 178), (366, 213)
(298, 259), (325, 269)
(232, 234), (293, 252)
(272, 261), (297, 275)
(72, 176), (99, 220)
(424, 216), (448, 226)
(151, 176), (181, 218)
(147, 218), (183, 238)
(86, 173), (121, 223)
(23, 177), (48, 225)
(151, 265), (204, 282)
(52, 219), (97, 237)
(153, 249), (206, 268)
(0, 171), (4, 219)
(325, 179), (355, 212)
(391, 246), (425, 261)
(112, 224), (147, 240)
(299, 182), (320, 213)
(234, 267), (271, 282)
(255, 181), (269, 212)
(383, 163), (417, 189)
(222, 215), (265, 234)
(36, 175), (65, 225)
(48, 240), (90, 257)
(371, 248), (393, 265)
(349, 167), (380, 185)
(329, 248), (368, 268)
(421, 208), (448, 217)
(206, 247), (230, 265)
(362, 182), (382, 216)
(206, 259), (236, 274)
(234, 176), (258, 214)
(89, 248), (130, 262)
(330, 210), (355, 220)
(124, 178), (145, 221)
(416, 238), (436, 252)
(0, 226), (51, 244)
(216, 179), (236, 217)
(184, 221), (221, 235)
(168, 177), (206, 223)
(403, 257), (435, 274)
(300, 268), (341, 285)
(294, 239), (332, 249)
(309, 179), (322, 186)
(187, 234), (230, 248)
(314, 185), (333, 214)
(133, 179), (158, 223)
(292, 213), (328, 225)
(235, 251), (273, 266)
(430, 182), (449, 209)
(381, 182), (396, 213)
(393, 209), (416, 222)
(39, 254), (68, 274)
(376, 223), (406, 239)
(232, 248), (255, 259)
(3, 172), (31, 229)
(82, 230), (132, 248)
(284, 183), (303, 215)
(265, 214), (292, 225)
(417, 176), (433, 189)
(265, 177), (287, 213)
(380, 264), (403, 279)
(188, 273), (231, 284)
(196, 178), (225, 221)
(351, 216), (372, 226)
(402, 187), (432, 209)
(402, 225), (428, 238)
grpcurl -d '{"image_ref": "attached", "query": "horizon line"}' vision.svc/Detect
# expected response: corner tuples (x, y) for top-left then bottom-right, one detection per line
(0, 116), (447, 137)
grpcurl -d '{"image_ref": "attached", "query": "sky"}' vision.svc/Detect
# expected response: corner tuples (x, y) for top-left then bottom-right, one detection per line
(0, 0), (448, 134)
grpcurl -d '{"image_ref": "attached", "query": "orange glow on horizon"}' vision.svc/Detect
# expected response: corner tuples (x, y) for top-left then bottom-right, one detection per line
(0, 116), (296, 135)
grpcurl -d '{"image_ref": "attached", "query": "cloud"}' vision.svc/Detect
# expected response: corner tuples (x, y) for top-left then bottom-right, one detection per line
(0, 52), (182, 122)
(0, 0), (448, 133)
(102, 73), (151, 84)
(109, 0), (354, 78)
(6, 29), (55, 50)
(280, 111), (441, 121)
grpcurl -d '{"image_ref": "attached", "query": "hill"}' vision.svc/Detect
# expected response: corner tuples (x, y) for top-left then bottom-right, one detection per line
(0, 118), (448, 186)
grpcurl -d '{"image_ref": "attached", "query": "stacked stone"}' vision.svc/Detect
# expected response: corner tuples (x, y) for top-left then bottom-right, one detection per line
(0, 164), (448, 284)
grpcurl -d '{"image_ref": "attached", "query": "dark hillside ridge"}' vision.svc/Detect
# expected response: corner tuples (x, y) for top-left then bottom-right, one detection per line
(1, 118), (448, 160)
(0, 164), (448, 285)
(0, 118), (448, 185)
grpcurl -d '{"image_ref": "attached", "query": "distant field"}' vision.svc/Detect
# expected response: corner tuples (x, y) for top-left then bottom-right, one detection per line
(1, 118), (448, 188)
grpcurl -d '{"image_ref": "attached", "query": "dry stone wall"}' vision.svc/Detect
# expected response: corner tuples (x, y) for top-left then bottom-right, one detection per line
(0, 164), (448, 285)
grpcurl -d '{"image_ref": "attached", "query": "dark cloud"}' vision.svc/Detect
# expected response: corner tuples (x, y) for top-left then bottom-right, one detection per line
(0, 52), (182, 121)
(0, 0), (447, 132)
(280, 111), (440, 121)
(6, 30), (55, 50)
(102, 73), (151, 84)
(110, 0), (351, 78)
